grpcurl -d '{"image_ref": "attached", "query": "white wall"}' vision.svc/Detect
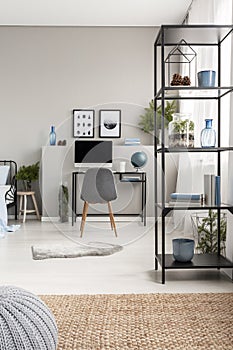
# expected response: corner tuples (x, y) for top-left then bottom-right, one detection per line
(0, 26), (158, 166)
(0, 26), (162, 213)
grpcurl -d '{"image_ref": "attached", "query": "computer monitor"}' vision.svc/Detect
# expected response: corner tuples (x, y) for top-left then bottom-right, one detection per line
(74, 140), (113, 168)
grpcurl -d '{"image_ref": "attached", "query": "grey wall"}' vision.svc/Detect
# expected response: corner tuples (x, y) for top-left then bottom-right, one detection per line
(0, 26), (158, 166)
(0, 26), (164, 215)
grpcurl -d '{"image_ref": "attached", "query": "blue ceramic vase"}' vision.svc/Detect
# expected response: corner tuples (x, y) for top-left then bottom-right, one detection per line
(172, 238), (195, 262)
(197, 70), (216, 87)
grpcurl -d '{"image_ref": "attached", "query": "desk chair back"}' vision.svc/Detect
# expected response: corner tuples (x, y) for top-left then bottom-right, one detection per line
(80, 168), (117, 237)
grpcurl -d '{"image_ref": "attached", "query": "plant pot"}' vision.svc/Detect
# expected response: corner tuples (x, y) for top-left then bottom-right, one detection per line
(172, 238), (195, 262)
(191, 210), (226, 256)
(23, 180), (32, 191)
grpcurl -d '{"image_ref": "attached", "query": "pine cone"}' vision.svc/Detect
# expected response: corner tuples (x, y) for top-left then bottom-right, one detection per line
(182, 76), (191, 85)
(171, 73), (183, 86)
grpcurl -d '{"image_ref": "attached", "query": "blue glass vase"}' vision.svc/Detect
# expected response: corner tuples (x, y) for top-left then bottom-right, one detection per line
(200, 119), (216, 148)
(49, 126), (56, 145)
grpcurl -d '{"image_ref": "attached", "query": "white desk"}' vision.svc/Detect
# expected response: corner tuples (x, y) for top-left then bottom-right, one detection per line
(72, 171), (147, 226)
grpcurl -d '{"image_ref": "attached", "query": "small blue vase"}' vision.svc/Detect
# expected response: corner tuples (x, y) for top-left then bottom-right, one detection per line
(200, 119), (216, 148)
(49, 126), (56, 146)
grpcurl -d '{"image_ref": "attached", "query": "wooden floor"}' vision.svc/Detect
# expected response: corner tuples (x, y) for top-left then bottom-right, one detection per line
(0, 219), (232, 295)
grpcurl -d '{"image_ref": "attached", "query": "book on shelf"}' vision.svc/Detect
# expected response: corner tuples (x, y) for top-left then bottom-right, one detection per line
(124, 138), (141, 145)
(125, 137), (141, 146)
(120, 174), (142, 181)
(204, 174), (221, 206)
(215, 175), (221, 206)
(169, 201), (203, 207)
(170, 193), (204, 201)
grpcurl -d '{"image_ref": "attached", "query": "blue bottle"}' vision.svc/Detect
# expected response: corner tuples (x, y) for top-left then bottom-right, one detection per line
(200, 119), (216, 148)
(49, 126), (56, 145)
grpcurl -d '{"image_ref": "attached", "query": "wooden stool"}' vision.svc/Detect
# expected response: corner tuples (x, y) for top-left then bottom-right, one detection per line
(17, 191), (40, 223)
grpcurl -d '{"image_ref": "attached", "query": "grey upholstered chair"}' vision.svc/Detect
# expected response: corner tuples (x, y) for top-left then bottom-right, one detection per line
(80, 168), (117, 237)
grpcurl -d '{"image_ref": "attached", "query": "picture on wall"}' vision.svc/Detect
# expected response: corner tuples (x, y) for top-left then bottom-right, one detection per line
(99, 110), (121, 138)
(73, 109), (95, 138)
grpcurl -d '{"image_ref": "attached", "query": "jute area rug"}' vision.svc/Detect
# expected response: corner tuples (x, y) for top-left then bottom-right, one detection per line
(41, 293), (233, 350)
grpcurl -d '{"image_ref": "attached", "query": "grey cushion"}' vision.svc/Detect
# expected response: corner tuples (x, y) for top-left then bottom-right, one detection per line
(0, 285), (58, 350)
(81, 168), (117, 203)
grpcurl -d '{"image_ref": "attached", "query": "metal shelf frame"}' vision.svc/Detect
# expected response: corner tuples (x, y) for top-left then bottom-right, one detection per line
(154, 24), (233, 284)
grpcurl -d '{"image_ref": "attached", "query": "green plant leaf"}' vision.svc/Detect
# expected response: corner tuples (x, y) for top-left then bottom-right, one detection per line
(138, 99), (176, 134)
(16, 162), (40, 182)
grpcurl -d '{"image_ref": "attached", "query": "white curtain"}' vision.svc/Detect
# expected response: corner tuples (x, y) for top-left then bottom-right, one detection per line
(174, 0), (232, 234)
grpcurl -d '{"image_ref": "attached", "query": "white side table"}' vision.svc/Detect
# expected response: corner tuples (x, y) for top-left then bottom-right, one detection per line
(17, 191), (40, 223)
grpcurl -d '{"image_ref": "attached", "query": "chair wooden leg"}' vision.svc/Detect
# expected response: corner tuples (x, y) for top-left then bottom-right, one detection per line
(80, 201), (88, 237)
(108, 202), (117, 237)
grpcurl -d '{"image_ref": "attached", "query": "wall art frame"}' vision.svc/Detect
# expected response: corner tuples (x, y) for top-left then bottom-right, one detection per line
(99, 109), (121, 138)
(73, 109), (95, 138)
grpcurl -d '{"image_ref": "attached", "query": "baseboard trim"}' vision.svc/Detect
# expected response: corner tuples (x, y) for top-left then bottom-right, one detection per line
(41, 216), (154, 223)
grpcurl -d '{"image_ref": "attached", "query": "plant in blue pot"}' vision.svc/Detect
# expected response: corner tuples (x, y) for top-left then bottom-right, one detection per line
(131, 151), (148, 172)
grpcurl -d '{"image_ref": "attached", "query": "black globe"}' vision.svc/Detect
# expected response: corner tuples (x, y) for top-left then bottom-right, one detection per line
(131, 152), (148, 169)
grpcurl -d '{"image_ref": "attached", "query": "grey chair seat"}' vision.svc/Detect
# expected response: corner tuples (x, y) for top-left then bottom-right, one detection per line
(80, 168), (117, 237)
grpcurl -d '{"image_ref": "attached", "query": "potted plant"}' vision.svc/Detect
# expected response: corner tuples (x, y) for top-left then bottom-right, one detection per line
(59, 183), (69, 223)
(16, 162), (40, 191)
(168, 113), (195, 148)
(138, 100), (176, 143)
(191, 210), (226, 255)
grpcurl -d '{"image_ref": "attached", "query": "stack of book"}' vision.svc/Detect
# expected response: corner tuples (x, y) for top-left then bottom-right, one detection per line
(124, 138), (141, 146)
(204, 174), (221, 206)
(169, 192), (204, 206)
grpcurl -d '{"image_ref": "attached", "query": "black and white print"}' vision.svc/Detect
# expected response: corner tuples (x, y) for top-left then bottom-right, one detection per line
(99, 110), (121, 138)
(73, 109), (95, 138)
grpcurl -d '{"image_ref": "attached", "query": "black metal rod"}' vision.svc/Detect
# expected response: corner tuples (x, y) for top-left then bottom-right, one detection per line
(144, 173), (147, 226)
(154, 41), (159, 270)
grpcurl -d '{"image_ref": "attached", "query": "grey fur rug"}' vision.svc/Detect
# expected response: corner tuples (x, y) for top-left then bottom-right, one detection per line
(31, 242), (123, 260)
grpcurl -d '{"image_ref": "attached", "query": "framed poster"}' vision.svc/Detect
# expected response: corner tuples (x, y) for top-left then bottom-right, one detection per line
(99, 110), (121, 138)
(73, 109), (95, 138)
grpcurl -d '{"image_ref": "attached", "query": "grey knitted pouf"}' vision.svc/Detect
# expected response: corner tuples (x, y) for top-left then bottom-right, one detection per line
(0, 286), (58, 350)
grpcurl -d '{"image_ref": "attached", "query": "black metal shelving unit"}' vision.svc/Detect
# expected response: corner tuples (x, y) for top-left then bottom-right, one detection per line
(154, 25), (233, 284)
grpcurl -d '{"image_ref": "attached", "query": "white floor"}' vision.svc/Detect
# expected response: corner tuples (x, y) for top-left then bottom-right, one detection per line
(0, 218), (232, 295)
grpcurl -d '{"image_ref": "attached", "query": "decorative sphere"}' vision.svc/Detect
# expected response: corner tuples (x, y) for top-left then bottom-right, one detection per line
(131, 151), (148, 170)
(0, 286), (58, 350)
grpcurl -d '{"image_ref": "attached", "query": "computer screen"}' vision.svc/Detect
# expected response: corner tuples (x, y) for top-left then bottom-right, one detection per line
(74, 140), (112, 168)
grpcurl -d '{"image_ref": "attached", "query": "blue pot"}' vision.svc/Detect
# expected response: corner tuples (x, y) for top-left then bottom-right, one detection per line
(172, 238), (195, 262)
(197, 70), (216, 87)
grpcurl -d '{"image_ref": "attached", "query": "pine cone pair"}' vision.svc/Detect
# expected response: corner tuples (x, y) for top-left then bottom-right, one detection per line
(182, 76), (191, 85)
(171, 74), (191, 86)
